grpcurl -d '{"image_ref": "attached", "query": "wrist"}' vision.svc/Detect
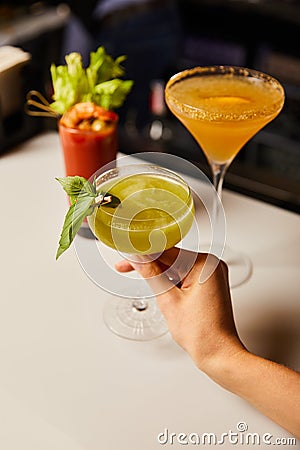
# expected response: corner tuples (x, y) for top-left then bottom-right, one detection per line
(194, 339), (250, 390)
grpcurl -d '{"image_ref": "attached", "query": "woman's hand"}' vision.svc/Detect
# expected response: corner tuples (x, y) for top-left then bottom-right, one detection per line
(116, 249), (300, 439)
(115, 248), (245, 371)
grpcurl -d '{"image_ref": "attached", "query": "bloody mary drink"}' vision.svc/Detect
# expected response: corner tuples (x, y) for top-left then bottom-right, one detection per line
(59, 102), (119, 179)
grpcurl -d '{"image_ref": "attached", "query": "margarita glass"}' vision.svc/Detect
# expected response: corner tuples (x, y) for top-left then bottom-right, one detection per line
(85, 163), (194, 340)
(165, 66), (285, 287)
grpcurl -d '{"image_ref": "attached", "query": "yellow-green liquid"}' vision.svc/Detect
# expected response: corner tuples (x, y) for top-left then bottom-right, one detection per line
(166, 75), (284, 163)
(89, 173), (194, 254)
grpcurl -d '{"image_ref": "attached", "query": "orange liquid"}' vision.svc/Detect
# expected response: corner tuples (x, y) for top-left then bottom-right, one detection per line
(166, 75), (284, 164)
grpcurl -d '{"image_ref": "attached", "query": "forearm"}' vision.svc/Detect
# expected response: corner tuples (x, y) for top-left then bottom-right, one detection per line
(202, 349), (300, 439)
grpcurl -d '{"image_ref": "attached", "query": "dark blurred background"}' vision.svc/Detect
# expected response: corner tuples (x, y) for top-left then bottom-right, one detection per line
(1, 0), (299, 212)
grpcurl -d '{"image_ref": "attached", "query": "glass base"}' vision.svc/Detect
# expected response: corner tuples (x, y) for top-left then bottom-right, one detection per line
(222, 246), (253, 288)
(103, 297), (169, 341)
(77, 222), (96, 239)
(200, 244), (252, 288)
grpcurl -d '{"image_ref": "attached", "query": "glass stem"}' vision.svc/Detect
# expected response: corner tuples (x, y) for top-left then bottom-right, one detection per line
(132, 299), (148, 311)
(211, 162), (229, 250)
(211, 161), (228, 201)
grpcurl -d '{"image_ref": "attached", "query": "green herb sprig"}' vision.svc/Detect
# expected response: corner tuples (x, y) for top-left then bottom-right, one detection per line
(50, 46), (134, 115)
(56, 176), (120, 259)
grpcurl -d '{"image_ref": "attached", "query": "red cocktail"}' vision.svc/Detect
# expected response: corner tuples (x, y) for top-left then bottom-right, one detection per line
(58, 102), (119, 179)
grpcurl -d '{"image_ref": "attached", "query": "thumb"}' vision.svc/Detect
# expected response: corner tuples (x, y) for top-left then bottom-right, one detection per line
(130, 258), (178, 299)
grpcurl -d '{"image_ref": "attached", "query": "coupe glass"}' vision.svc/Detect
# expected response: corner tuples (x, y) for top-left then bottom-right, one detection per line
(75, 162), (195, 341)
(165, 65), (285, 287)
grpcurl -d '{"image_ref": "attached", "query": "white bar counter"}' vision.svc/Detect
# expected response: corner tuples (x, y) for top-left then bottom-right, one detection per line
(0, 131), (299, 449)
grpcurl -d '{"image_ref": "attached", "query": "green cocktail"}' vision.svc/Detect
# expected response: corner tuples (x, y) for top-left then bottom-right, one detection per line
(56, 162), (194, 341)
(88, 168), (194, 254)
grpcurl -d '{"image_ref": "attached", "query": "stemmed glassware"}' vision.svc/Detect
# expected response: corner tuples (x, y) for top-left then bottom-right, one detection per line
(75, 162), (195, 341)
(165, 65), (285, 287)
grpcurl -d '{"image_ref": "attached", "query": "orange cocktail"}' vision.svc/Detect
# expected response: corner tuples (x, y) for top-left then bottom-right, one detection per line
(165, 67), (284, 164)
(165, 66), (285, 287)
